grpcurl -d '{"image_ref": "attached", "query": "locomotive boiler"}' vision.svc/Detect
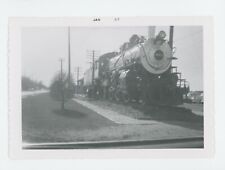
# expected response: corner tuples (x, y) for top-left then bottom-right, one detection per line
(83, 29), (189, 105)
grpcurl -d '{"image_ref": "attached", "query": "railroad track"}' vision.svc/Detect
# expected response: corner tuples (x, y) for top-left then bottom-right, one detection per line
(23, 137), (204, 149)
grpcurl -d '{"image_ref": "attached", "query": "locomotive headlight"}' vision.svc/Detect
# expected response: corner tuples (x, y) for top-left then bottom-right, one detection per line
(154, 50), (164, 60)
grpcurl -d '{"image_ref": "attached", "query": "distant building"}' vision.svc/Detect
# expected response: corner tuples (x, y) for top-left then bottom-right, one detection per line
(76, 78), (85, 94)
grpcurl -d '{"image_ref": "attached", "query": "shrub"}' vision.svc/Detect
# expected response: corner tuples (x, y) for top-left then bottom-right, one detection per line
(49, 72), (75, 110)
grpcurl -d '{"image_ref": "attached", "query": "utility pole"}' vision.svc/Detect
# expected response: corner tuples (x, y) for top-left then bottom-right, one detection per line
(74, 67), (80, 94)
(68, 27), (71, 88)
(92, 50), (95, 85)
(86, 50), (99, 85)
(60, 58), (64, 110)
(77, 67), (79, 87)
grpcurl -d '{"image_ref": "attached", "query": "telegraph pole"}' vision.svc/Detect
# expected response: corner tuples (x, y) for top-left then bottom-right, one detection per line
(68, 27), (71, 88)
(77, 67), (79, 87)
(86, 50), (99, 85)
(92, 50), (95, 85)
(74, 67), (80, 94)
(60, 58), (64, 110)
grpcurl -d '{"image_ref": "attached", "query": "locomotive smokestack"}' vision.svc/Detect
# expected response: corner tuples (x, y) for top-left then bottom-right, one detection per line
(148, 26), (156, 39)
(169, 26), (174, 49)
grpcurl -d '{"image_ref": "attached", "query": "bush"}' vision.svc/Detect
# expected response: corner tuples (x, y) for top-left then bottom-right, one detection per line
(49, 72), (75, 110)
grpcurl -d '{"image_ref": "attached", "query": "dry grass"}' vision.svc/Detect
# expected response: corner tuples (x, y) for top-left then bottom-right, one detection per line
(23, 123), (203, 143)
(23, 94), (203, 143)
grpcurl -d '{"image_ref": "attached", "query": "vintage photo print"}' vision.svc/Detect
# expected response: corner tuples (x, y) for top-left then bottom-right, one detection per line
(8, 17), (214, 158)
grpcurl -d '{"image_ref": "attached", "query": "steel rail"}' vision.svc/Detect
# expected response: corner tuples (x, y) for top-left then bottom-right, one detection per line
(23, 137), (203, 149)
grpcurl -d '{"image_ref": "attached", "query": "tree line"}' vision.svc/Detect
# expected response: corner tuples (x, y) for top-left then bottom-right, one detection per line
(22, 76), (47, 91)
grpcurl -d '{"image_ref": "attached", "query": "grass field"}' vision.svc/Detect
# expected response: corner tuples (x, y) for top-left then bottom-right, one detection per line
(22, 93), (203, 143)
(22, 93), (116, 142)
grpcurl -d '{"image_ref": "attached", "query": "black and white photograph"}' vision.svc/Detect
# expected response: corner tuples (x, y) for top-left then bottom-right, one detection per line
(21, 25), (204, 149)
(8, 17), (214, 158)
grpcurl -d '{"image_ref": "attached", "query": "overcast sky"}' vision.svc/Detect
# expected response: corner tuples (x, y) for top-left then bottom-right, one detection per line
(22, 26), (203, 91)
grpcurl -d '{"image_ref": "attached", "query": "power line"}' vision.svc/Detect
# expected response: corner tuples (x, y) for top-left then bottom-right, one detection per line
(59, 58), (65, 110)
(74, 66), (81, 94)
(86, 50), (100, 85)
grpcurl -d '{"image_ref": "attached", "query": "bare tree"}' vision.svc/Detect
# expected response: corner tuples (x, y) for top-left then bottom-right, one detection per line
(49, 72), (75, 110)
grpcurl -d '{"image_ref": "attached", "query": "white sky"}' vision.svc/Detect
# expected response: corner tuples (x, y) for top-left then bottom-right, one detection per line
(22, 26), (203, 91)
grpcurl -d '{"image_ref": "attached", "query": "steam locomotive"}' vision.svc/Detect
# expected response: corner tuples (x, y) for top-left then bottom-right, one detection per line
(83, 29), (189, 105)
